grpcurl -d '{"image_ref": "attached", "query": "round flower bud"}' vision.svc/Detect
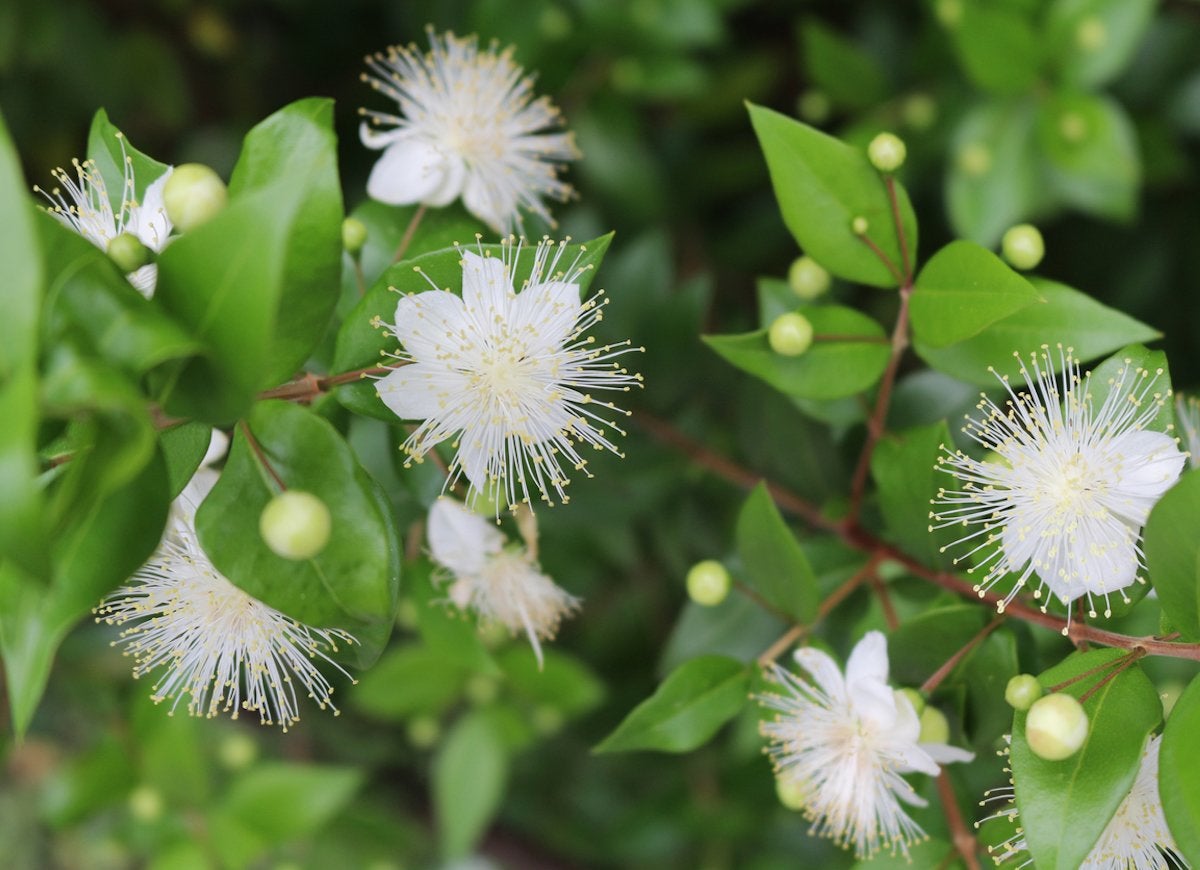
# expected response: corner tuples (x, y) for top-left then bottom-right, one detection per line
(918, 706), (950, 745)
(407, 715), (440, 749)
(466, 674), (499, 706)
(341, 217), (368, 255)
(162, 163), (228, 232)
(768, 312), (814, 357)
(532, 705), (564, 736)
(1001, 224), (1045, 271)
(1059, 112), (1088, 144)
(775, 774), (810, 811)
(867, 132), (907, 173)
(787, 256), (831, 301)
(957, 143), (992, 177)
(1005, 673), (1043, 711)
(902, 93), (937, 131)
(395, 598), (419, 630)
(1076, 17), (1107, 52)
(686, 559), (730, 607)
(259, 490), (332, 561)
(1026, 693), (1089, 761)
(851, 216), (870, 236)
(218, 732), (258, 771)
(895, 687), (926, 717)
(1160, 680), (1185, 718)
(107, 232), (152, 273)
(935, 0), (963, 27)
(128, 785), (163, 822)
(798, 90), (831, 124)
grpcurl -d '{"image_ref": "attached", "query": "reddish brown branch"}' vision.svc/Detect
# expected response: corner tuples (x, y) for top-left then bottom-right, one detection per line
(937, 771), (981, 870)
(921, 614), (1006, 695)
(239, 420), (286, 492)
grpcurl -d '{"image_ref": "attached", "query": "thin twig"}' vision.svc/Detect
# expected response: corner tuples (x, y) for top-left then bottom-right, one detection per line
(937, 771), (981, 870)
(239, 420), (286, 492)
(885, 176), (912, 283)
(856, 232), (906, 286)
(921, 614), (1006, 695)
(869, 573), (899, 630)
(1079, 649), (1147, 704)
(393, 203), (427, 263)
(353, 256), (368, 296)
(813, 334), (891, 345)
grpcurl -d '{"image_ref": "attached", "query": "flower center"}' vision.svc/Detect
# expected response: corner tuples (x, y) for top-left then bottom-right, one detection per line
(1035, 451), (1104, 517)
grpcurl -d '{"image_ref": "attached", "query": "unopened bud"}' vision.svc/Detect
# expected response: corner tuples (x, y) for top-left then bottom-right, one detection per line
(896, 687), (926, 717)
(107, 232), (152, 273)
(958, 143), (992, 177)
(342, 217), (368, 254)
(407, 715), (440, 749)
(776, 774), (810, 811)
(851, 216), (870, 236)
(163, 163), (227, 231)
(1001, 224), (1045, 271)
(935, 0), (963, 28)
(218, 732), (258, 770)
(768, 312), (814, 357)
(798, 90), (831, 124)
(787, 256), (831, 301)
(1005, 673), (1043, 711)
(1076, 17), (1107, 52)
(128, 785), (163, 822)
(465, 675), (499, 706)
(868, 132), (907, 173)
(918, 706), (950, 744)
(686, 559), (730, 606)
(532, 705), (564, 736)
(902, 93), (937, 131)
(1026, 693), (1088, 761)
(259, 490), (332, 561)
(1059, 112), (1088, 144)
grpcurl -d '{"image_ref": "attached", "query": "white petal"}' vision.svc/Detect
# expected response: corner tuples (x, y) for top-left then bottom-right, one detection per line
(366, 138), (466, 208)
(427, 498), (503, 576)
(202, 428), (230, 467)
(848, 677), (898, 731)
(391, 290), (469, 361)
(920, 743), (975, 766)
(845, 631), (890, 687)
(460, 251), (512, 329)
(359, 122), (407, 151)
(1107, 429), (1186, 524)
(455, 435), (493, 494)
(793, 646), (846, 702)
(509, 279), (582, 355)
(891, 743), (942, 777)
(462, 171), (518, 234)
(135, 167), (173, 251)
(375, 363), (470, 423)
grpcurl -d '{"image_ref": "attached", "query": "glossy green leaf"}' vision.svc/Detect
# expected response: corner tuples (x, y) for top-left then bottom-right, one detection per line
(196, 401), (400, 665)
(1160, 674), (1200, 863)
(963, 628), (1020, 750)
(734, 483), (818, 622)
(871, 421), (956, 568)
(1046, 0), (1156, 88)
(229, 97), (344, 385)
(915, 278), (1159, 385)
(704, 305), (890, 401)
(351, 644), (470, 720)
(1036, 92), (1139, 221)
(947, 100), (1043, 246)
(1144, 469), (1200, 642)
(747, 103), (917, 288)
(159, 422), (216, 499)
(0, 108), (40, 377)
(498, 647), (605, 717)
(433, 712), (509, 859)
(888, 604), (987, 688)
(947, 3), (1041, 96)
(910, 241), (1041, 348)
(85, 108), (169, 208)
(800, 20), (886, 111)
(1011, 649), (1161, 870)
(0, 369), (46, 578)
(594, 655), (748, 753)
(333, 234), (612, 420)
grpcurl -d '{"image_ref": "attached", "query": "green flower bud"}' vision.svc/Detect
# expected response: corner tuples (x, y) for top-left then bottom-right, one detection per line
(867, 132), (907, 173)
(1005, 673), (1043, 711)
(1160, 680), (1185, 718)
(902, 93), (937, 131)
(1076, 17), (1107, 52)
(957, 143), (992, 177)
(218, 732), (259, 770)
(341, 217), (368, 254)
(1059, 112), (1088, 144)
(918, 706), (950, 745)
(851, 216), (870, 236)
(1002, 224), (1045, 271)
(768, 312), (814, 357)
(935, 0), (963, 28)
(788, 256), (831, 301)
(128, 785), (163, 822)
(532, 704), (564, 736)
(259, 490), (332, 561)
(895, 687), (926, 717)
(465, 674), (499, 706)
(775, 774), (810, 811)
(686, 559), (730, 606)
(395, 597), (419, 630)
(798, 90), (831, 124)
(106, 232), (152, 273)
(163, 163), (228, 232)
(407, 715), (441, 749)
(1026, 693), (1088, 761)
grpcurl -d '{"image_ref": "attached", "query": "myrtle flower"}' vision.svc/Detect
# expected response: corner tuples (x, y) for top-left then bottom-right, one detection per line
(427, 497), (578, 667)
(1174, 394), (1200, 469)
(96, 465), (356, 731)
(758, 631), (974, 859)
(359, 29), (580, 235)
(35, 143), (173, 297)
(930, 347), (1186, 621)
(374, 237), (642, 510)
(980, 734), (1184, 868)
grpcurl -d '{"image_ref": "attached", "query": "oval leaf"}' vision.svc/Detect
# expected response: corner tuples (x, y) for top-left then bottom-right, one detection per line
(1160, 674), (1200, 863)
(735, 482), (818, 622)
(433, 712), (509, 859)
(1144, 469), (1200, 641)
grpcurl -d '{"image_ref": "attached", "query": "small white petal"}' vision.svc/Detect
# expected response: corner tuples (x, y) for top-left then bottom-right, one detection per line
(793, 646), (847, 702)
(135, 167), (174, 252)
(391, 290), (470, 362)
(365, 138), (466, 208)
(427, 497), (503, 576)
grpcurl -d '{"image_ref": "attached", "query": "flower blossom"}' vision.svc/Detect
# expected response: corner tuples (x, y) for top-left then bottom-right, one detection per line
(36, 140), (173, 297)
(930, 347), (1186, 622)
(374, 236), (642, 511)
(980, 734), (1184, 868)
(96, 457), (356, 731)
(758, 631), (974, 859)
(427, 497), (578, 667)
(359, 29), (579, 234)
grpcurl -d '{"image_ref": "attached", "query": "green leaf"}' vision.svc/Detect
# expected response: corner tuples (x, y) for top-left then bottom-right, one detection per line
(887, 604), (988, 688)
(1036, 92), (1139, 221)
(871, 421), (956, 568)
(800, 20), (886, 111)
(409, 558), (498, 675)
(0, 368), (46, 578)
(196, 401), (400, 665)
(1144, 469), (1200, 642)
(228, 98), (344, 384)
(703, 305), (890, 401)
(594, 655), (748, 753)
(350, 644), (469, 720)
(947, 100), (1044, 246)
(915, 278), (1159, 385)
(1011, 649), (1161, 870)
(498, 647), (605, 717)
(1160, 675), (1200, 863)
(947, 3), (1041, 96)
(734, 483), (818, 622)
(747, 103), (917, 289)
(1046, 0), (1156, 88)
(910, 241), (1041, 348)
(85, 108), (169, 208)
(433, 712), (509, 859)
(159, 422), (215, 500)
(0, 111), (40, 378)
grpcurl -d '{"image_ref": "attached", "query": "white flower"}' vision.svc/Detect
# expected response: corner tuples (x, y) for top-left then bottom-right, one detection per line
(96, 462), (356, 731)
(980, 734), (1184, 869)
(931, 347), (1186, 620)
(758, 631), (974, 859)
(36, 143), (173, 297)
(374, 237), (642, 510)
(359, 29), (580, 235)
(427, 497), (578, 667)
(1174, 394), (1200, 470)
